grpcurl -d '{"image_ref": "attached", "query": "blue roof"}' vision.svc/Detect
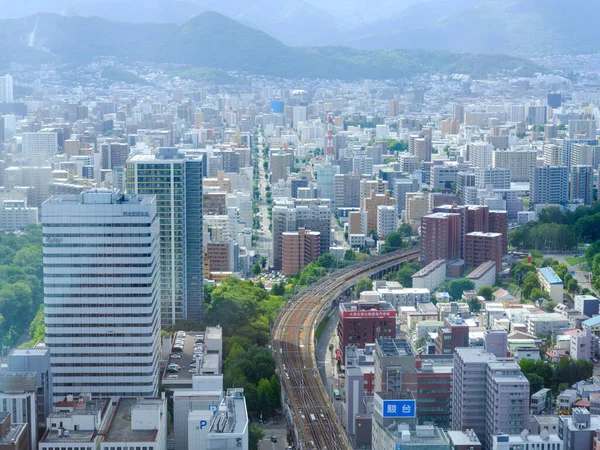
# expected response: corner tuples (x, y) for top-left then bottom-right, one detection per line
(538, 267), (563, 285)
(583, 316), (600, 327)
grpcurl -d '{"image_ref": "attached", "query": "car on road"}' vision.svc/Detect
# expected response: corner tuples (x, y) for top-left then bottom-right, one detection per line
(271, 435), (277, 443)
(171, 353), (182, 359)
(593, 358), (598, 363)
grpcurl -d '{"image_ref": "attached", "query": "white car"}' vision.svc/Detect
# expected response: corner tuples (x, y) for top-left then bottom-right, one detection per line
(171, 354), (182, 359)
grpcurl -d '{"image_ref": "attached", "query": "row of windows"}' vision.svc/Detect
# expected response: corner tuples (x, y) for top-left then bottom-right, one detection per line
(45, 303), (154, 309)
(43, 253), (153, 258)
(43, 445), (154, 450)
(44, 273), (153, 278)
(43, 233), (152, 238)
(45, 294), (154, 299)
(45, 312), (155, 318)
(46, 333), (154, 338)
(46, 322), (152, 328)
(54, 381), (154, 387)
(47, 343), (154, 348)
(51, 352), (154, 357)
(54, 372), (154, 377)
(44, 262), (155, 268)
(52, 362), (154, 367)
(44, 223), (151, 227)
(44, 243), (151, 248)
(44, 283), (153, 288)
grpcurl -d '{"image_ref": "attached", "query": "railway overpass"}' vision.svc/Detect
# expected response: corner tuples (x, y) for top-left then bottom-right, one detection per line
(272, 248), (420, 449)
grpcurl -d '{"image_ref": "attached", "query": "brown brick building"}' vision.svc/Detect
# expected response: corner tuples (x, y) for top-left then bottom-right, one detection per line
(281, 228), (321, 276)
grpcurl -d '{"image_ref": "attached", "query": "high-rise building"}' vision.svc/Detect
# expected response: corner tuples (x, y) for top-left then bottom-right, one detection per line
(420, 213), (462, 265)
(569, 119), (597, 140)
(530, 166), (569, 206)
(21, 132), (58, 165)
(0, 75), (13, 103)
(456, 171), (477, 205)
(315, 162), (339, 201)
(334, 173), (361, 209)
(270, 150), (290, 183)
(377, 205), (397, 241)
(42, 190), (161, 399)
(272, 198), (331, 270)
(492, 150), (537, 182)
(469, 142), (494, 170)
(527, 105), (547, 126)
(100, 141), (129, 170)
(543, 143), (563, 166)
(451, 349), (529, 447)
(464, 232), (503, 271)
(479, 168), (511, 190)
(126, 148), (204, 323)
(570, 165), (594, 206)
(363, 191), (396, 235)
(281, 228), (321, 276)
(571, 143), (600, 167)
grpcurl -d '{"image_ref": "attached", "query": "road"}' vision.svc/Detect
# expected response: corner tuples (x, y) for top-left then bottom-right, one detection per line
(259, 424), (289, 450)
(255, 136), (273, 267)
(316, 310), (347, 429)
(546, 253), (597, 296)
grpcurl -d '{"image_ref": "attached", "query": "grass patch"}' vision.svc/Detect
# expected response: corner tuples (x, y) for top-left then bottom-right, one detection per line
(315, 316), (330, 342)
(565, 257), (583, 266)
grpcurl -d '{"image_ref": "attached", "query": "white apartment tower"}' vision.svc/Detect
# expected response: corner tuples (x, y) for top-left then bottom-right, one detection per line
(42, 190), (161, 400)
(0, 75), (13, 103)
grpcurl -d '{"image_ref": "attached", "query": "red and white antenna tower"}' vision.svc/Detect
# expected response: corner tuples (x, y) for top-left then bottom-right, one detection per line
(325, 112), (334, 161)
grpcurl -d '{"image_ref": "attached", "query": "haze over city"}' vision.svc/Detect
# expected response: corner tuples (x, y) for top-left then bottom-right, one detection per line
(0, 1), (598, 450)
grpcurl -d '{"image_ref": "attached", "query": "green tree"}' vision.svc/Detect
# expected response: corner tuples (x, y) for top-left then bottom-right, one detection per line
(526, 373), (545, 393)
(317, 253), (336, 269)
(395, 262), (422, 287)
(270, 282), (285, 296)
(259, 256), (267, 269)
(398, 222), (413, 237)
(249, 424), (265, 450)
(439, 279), (475, 300)
(478, 286), (493, 301)
(344, 249), (357, 262)
(380, 231), (404, 253)
(522, 272), (541, 300)
(354, 278), (373, 297)
(566, 278), (579, 294)
(468, 298), (481, 313)
(251, 263), (262, 275)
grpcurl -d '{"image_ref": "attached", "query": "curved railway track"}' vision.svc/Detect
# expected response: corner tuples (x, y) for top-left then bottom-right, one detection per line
(272, 248), (420, 450)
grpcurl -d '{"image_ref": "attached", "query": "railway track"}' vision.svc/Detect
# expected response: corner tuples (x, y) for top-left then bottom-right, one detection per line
(272, 248), (420, 450)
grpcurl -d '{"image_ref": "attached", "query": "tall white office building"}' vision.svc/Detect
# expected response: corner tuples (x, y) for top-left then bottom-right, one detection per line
(0, 75), (13, 103)
(42, 190), (161, 400)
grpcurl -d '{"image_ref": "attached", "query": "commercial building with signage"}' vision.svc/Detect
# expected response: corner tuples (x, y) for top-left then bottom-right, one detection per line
(338, 300), (397, 363)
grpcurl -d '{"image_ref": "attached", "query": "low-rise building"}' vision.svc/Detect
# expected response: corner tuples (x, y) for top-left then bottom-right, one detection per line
(527, 313), (569, 336)
(187, 388), (248, 450)
(531, 388), (551, 415)
(100, 397), (167, 450)
(0, 412), (28, 450)
(412, 259), (446, 291)
(39, 395), (113, 450)
(493, 433), (562, 450)
(558, 407), (600, 450)
(465, 261), (497, 291)
(558, 389), (578, 413)
(538, 267), (564, 303)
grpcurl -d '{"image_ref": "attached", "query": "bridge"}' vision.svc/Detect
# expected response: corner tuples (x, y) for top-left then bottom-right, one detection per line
(272, 248), (420, 449)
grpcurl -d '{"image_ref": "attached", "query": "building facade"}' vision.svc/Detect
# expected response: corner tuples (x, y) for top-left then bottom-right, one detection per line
(42, 190), (161, 399)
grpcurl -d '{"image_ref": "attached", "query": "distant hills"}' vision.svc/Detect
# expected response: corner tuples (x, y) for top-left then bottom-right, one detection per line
(339, 0), (600, 55)
(0, 12), (543, 79)
(0, 0), (595, 55)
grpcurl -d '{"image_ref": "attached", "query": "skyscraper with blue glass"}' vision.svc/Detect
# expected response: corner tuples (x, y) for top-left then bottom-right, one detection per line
(126, 147), (204, 324)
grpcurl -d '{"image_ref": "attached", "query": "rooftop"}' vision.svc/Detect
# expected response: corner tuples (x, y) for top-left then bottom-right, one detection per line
(583, 315), (600, 327)
(340, 300), (395, 312)
(467, 260), (497, 279)
(377, 338), (414, 357)
(447, 430), (482, 446)
(103, 398), (164, 443)
(412, 259), (446, 277)
(538, 267), (563, 285)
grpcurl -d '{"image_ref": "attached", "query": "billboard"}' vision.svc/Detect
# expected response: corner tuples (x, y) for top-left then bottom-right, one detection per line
(382, 399), (416, 418)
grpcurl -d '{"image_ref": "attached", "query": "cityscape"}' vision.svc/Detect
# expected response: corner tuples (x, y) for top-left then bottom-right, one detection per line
(0, 2), (600, 450)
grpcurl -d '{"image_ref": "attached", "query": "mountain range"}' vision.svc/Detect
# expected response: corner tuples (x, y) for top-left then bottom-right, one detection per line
(0, 0), (596, 55)
(0, 12), (542, 80)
